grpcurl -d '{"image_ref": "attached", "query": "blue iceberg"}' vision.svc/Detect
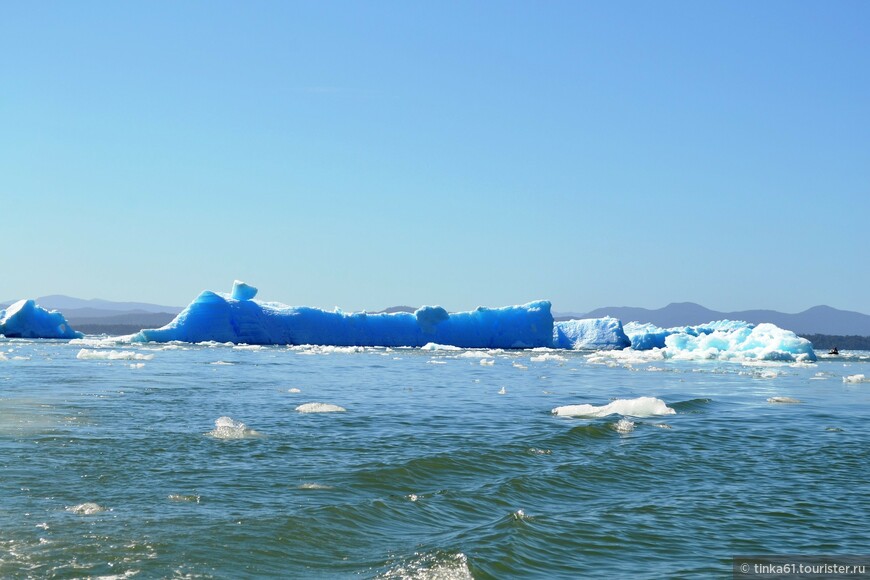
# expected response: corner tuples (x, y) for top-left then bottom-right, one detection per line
(623, 320), (816, 362)
(553, 317), (631, 350)
(134, 281), (555, 348)
(0, 299), (83, 339)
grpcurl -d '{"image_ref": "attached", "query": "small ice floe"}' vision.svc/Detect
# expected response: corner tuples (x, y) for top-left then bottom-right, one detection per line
(654, 423), (672, 429)
(295, 402), (346, 413)
(206, 416), (261, 439)
(210, 361), (234, 365)
(527, 447), (552, 455)
(843, 374), (867, 384)
(129, 363), (145, 369)
(379, 551), (472, 580)
(826, 427), (844, 432)
(511, 509), (529, 521)
(498, 386), (507, 395)
(427, 360), (447, 365)
(168, 494), (201, 503)
(233, 344), (264, 351)
(530, 353), (566, 363)
(512, 361), (528, 370)
(288, 388), (302, 393)
(76, 349), (153, 361)
(66, 502), (106, 515)
(297, 482), (334, 490)
(767, 396), (802, 404)
(552, 396), (675, 418)
(479, 358), (495, 366)
(421, 343), (461, 351)
(613, 418), (635, 433)
(406, 493), (419, 502)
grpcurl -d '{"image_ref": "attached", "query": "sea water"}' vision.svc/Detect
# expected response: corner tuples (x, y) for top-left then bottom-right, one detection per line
(1, 339), (868, 578)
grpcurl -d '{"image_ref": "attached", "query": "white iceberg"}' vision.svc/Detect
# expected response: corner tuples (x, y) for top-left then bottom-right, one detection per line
(0, 299), (82, 339)
(553, 316), (631, 350)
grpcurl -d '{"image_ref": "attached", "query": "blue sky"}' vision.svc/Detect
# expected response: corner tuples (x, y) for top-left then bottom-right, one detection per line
(2, 1), (868, 313)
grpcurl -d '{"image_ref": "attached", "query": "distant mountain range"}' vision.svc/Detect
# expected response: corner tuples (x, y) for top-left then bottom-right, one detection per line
(2, 296), (869, 337)
(555, 302), (870, 336)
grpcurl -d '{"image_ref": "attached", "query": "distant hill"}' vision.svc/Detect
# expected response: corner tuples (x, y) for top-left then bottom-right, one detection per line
(0, 295), (184, 314)
(557, 302), (870, 336)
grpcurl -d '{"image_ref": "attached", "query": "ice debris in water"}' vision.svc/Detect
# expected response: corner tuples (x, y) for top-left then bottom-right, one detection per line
(552, 396), (676, 417)
(76, 349), (154, 361)
(0, 299), (83, 339)
(379, 552), (473, 580)
(288, 388), (302, 393)
(768, 397), (802, 404)
(168, 494), (201, 503)
(613, 418), (636, 433)
(206, 416), (261, 439)
(66, 502), (106, 515)
(844, 374), (867, 384)
(295, 402), (347, 413)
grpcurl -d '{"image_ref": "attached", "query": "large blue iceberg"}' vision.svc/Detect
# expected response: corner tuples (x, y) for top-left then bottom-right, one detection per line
(134, 281), (555, 348)
(0, 299), (83, 339)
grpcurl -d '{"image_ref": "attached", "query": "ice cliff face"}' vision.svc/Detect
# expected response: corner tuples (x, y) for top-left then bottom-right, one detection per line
(0, 299), (83, 339)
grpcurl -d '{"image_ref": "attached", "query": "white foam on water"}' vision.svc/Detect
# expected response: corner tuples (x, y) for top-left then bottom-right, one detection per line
(530, 353), (566, 362)
(205, 416), (261, 439)
(768, 397), (802, 404)
(528, 447), (551, 455)
(76, 349), (154, 361)
(427, 360), (447, 365)
(512, 362), (527, 370)
(379, 552), (473, 580)
(295, 402), (346, 413)
(613, 418), (636, 433)
(210, 361), (234, 365)
(421, 343), (461, 351)
(288, 388), (302, 393)
(66, 502), (106, 515)
(844, 374), (867, 383)
(552, 396), (676, 418)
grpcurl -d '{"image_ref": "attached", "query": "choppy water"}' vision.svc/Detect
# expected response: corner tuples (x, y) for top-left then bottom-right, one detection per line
(1, 339), (869, 578)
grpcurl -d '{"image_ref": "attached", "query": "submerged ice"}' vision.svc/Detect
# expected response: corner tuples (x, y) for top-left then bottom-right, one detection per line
(0, 299), (82, 339)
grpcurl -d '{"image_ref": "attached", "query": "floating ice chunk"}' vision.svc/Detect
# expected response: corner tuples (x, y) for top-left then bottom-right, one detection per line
(297, 482), (334, 490)
(552, 396), (676, 417)
(133, 282), (554, 348)
(66, 502), (106, 515)
(613, 418), (635, 433)
(622, 320), (816, 362)
(480, 358), (495, 366)
(768, 396), (802, 403)
(0, 299), (82, 339)
(168, 494), (201, 503)
(206, 416), (261, 439)
(843, 374), (867, 383)
(530, 353), (566, 362)
(231, 280), (258, 301)
(295, 402), (346, 413)
(76, 349), (154, 361)
(498, 386), (506, 395)
(421, 343), (462, 351)
(288, 388), (302, 393)
(552, 317), (631, 350)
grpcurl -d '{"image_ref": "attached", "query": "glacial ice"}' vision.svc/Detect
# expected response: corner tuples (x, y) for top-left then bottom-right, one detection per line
(553, 317), (631, 350)
(623, 320), (816, 362)
(0, 299), (82, 339)
(133, 282), (555, 348)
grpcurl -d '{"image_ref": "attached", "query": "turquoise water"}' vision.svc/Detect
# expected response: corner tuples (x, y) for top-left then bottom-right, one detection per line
(1, 339), (869, 578)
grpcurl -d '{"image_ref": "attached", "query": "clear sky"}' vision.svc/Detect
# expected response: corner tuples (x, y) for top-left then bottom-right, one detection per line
(2, 1), (868, 313)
